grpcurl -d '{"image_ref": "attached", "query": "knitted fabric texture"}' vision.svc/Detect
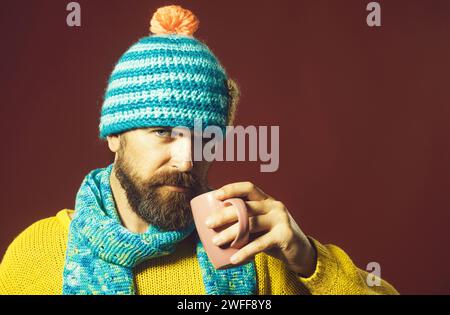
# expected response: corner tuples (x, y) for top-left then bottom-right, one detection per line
(1, 211), (400, 295)
(99, 7), (231, 139)
(62, 164), (257, 295)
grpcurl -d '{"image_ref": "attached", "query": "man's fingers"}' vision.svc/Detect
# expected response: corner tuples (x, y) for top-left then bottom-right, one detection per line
(230, 231), (276, 265)
(211, 214), (271, 246)
(214, 182), (269, 201)
(205, 200), (270, 229)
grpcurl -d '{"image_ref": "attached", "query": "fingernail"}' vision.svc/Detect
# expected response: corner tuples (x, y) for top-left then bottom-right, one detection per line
(230, 254), (240, 264)
(205, 217), (214, 227)
(212, 235), (222, 245)
(214, 190), (224, 198)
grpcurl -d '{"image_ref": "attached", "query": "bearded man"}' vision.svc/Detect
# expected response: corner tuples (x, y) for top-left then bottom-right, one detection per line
(0, 5), (398, 295)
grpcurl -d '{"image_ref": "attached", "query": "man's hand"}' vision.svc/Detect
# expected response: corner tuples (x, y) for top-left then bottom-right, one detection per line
(205, 181), (317, 277)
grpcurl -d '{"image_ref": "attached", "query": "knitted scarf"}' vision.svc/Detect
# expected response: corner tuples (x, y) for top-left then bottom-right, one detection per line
(62, 164), (257, 295)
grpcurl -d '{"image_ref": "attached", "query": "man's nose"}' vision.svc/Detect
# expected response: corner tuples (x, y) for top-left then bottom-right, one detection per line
(170, 134), (194, 172)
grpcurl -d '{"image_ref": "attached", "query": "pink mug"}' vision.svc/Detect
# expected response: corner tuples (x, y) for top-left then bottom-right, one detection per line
(190, 190), (250, 270)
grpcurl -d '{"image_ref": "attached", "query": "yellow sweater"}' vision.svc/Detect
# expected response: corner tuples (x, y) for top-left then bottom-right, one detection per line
(0, 209), (399, 295)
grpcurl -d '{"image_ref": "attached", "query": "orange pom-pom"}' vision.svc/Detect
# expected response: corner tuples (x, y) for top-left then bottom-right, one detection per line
(150, 5), (199, 36)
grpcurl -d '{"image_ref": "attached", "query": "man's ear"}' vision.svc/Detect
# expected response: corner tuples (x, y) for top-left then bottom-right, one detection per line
(106, 134), (121, 153)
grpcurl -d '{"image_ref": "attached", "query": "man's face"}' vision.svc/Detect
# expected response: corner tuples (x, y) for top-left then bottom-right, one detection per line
(113, 127), (211, 231)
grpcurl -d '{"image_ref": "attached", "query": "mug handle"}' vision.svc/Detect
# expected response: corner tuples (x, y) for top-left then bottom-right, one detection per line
(223, 198), (249, 249)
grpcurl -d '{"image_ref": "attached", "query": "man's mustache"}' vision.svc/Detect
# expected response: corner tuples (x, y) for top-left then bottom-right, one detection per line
(146, 171), (200, 190)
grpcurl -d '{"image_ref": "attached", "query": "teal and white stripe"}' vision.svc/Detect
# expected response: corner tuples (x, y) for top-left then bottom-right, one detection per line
(100, 107), (227, 130)
(105, 73), (224, 92)
(102, 89), (228, 111)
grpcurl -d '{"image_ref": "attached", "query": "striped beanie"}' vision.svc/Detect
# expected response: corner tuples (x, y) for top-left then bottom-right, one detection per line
(99, 5), (238, 139)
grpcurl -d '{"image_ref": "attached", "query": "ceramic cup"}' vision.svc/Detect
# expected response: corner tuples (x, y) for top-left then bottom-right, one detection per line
(190, 190), (250, 269)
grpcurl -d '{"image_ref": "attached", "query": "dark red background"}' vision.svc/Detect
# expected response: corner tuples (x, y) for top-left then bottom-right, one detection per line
(1, 0), (449, 294)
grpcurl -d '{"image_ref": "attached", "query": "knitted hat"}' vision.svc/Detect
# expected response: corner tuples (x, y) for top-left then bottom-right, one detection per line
(99, 5), (238, 139)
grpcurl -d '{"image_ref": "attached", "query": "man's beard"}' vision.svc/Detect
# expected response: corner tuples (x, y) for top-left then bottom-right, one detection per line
(114, 156), (203, 231)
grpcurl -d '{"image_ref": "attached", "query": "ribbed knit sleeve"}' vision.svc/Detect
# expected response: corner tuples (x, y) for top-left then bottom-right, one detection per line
(296, 237), (399, 295)
(0, 214), (68, 295)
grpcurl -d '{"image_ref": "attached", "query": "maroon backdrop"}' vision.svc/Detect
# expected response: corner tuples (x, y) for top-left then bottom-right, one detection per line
(1, 0), (449, 294)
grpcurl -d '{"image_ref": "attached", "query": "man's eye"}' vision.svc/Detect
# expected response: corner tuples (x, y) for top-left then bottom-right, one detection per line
(154, 129), (172, 137)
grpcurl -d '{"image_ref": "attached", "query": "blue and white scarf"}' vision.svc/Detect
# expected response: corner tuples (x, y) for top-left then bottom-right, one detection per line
(62, 164), (257, 295)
